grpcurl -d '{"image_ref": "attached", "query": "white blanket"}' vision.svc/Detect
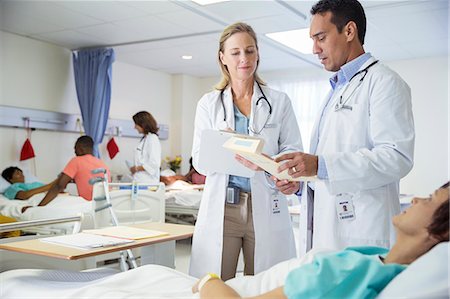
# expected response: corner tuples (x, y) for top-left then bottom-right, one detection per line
(0, 193), (91, 220)
(0, 248), (329, 298)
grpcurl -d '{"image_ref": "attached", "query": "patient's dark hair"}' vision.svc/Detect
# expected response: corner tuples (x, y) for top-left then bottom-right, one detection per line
(428, 181), (450, 241)
(1, 166), (21, 183)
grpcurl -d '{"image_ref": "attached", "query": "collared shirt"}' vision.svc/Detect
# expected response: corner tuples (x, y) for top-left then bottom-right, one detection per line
(316, 53), (372, 179)
(228, 104), (251, 192)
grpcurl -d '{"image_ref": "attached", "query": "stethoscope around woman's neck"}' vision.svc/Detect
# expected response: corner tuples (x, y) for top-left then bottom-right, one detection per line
(220, 81), (272, 121)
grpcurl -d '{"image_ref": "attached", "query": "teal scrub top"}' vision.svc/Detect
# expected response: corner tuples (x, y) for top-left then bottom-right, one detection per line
(3, 182), (44, 200)
(284, 247), (406, 299)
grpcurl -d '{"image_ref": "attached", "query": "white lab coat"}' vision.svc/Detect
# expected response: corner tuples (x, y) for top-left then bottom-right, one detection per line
(299, 57), (415, 255)
(133, 133), (161, 184)
(189, 83), (303, 278)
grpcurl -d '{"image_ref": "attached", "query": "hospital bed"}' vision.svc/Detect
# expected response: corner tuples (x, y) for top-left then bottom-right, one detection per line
(164, 181), (203, 225)
(0, 242), (447, 298)
(0, 182), (168, 271)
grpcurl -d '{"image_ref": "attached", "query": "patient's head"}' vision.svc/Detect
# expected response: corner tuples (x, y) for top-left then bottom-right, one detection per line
(74, 135), (94, 156)
(1, 167), (24, 184)
(393, 181), (449, 245)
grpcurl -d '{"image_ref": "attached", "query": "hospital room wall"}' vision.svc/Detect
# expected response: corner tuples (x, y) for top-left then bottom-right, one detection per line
(193, 56), (449, 196)
(0, 31), (173, 182)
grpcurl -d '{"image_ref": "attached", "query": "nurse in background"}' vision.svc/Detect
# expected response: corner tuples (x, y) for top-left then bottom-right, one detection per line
(130, 111), (161, 184)
(190, 22), (303, 280)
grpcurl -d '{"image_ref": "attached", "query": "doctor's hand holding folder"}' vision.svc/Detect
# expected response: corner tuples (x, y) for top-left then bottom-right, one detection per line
(198, 130), (316, 193)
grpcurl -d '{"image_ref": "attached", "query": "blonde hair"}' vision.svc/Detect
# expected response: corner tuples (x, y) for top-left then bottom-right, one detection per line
(215, 22), (265, 91)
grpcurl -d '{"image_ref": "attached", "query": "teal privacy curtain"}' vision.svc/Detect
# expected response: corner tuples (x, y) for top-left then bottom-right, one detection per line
(73, 48), (115, 157)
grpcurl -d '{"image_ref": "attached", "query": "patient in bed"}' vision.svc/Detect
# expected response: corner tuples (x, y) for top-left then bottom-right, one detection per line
(160, 157), (206, 186)
(192, 181), (449, 298)
(1, 182), (447, 298)
(1, 166), (56, 200)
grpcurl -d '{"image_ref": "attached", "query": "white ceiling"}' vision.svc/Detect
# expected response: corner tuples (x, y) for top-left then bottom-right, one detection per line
(1, 0), (448, 77)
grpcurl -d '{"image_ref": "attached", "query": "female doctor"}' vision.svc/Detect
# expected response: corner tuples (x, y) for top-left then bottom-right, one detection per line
(130, 111), (161, 184)
(189, 22), (303, 280)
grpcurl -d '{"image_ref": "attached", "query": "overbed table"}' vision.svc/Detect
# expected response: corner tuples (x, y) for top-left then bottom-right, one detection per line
(0, 222), (194, 270)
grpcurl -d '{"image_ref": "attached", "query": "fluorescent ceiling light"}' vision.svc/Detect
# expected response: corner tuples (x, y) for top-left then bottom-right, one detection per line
(266, 28), (313, 55)
(182, 55), (193, 60)
(191, 0), (229, 5)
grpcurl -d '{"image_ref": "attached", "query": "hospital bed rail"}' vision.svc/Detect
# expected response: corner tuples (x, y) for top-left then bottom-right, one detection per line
(0, 215), (83, 234)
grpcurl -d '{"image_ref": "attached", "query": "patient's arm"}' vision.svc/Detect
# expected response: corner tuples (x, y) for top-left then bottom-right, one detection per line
(37, 173), (72, 207)
(194, 278), (286, 299)
(15, 179), (58, 200)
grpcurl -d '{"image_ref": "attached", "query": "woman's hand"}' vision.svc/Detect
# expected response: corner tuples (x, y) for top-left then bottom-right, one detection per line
(130, 166), (142, 174)
(235, 154), (263, 171)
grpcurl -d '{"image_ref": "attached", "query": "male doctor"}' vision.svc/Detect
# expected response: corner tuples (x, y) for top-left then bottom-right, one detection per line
(276, 0), (415, 254)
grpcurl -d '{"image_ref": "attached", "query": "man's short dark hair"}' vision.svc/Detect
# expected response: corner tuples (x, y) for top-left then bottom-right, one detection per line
(76, 135), (94, 150)
(1, 166), (21, 183)
(311, 0), (367, 45)
(428, 181), (450, 242)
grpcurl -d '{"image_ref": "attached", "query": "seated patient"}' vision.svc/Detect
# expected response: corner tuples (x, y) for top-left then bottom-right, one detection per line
(35, 135), (110, 208)
(193, 182), (450, 298)
(1, 167), (56, 200)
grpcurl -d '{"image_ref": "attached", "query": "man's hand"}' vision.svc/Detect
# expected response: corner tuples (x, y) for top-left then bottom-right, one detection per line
(273, 178), (300, 195)
(275, 152), (318, 178)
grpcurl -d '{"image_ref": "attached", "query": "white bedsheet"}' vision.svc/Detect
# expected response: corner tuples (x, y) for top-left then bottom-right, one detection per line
(0, 248), (328, 298)
(0, 193), (91, 221)
(165, 190), (202, 208)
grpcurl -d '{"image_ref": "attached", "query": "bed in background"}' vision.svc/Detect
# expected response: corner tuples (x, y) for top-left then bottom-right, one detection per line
(0, 182), (168, 272)
(164, 181), (203, 225)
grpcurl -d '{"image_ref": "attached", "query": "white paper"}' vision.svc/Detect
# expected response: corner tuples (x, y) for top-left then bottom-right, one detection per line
(84, 226), (169, 240)
(40, 233), (134, 250)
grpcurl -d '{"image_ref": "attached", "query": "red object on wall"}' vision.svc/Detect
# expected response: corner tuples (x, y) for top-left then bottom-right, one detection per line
(107, 137), (119, 159)
(20, 138), (36, 161)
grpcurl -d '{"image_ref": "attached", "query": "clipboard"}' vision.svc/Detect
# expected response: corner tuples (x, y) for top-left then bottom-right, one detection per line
(223, 136), (317, 182)
(198, 129), (255, 178)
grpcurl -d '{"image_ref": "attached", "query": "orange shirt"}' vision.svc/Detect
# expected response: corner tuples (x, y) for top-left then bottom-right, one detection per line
(63, 154), (110, 201)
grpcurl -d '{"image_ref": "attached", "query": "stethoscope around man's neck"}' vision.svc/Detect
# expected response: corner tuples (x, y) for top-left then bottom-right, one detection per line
(334, 60), (379, 111)
(220, 81), (272, 122)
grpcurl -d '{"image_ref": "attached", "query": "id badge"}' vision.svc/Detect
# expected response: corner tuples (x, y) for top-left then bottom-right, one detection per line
(272, 194), (281, 214)
(335, 194), (355, 221)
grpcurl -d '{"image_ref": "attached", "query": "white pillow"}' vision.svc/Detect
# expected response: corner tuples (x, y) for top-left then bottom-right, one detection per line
(0, 176), (11, 193)
(0, 166), (41, 193)
(377, 242), (449, 299)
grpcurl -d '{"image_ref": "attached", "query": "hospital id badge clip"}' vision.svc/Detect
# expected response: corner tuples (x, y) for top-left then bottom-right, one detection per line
(335, 195), (355, 221)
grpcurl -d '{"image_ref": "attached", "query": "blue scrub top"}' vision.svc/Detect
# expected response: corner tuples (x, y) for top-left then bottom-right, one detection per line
(284, 247), (406, 299)
(3, 182), (44, 199)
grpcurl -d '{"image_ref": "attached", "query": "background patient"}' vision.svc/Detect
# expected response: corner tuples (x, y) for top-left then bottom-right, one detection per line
(193, 182), (450, 298)
(1, 166), (56, 200)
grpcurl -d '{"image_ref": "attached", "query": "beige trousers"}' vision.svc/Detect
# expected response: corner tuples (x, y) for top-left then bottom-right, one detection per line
(221, 192), (255, 281)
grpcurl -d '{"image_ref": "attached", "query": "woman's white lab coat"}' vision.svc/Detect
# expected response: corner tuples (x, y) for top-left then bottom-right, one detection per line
(299, 57), (415, 255)
(189, 83), (303, 278)
(133, 133), (161, 184)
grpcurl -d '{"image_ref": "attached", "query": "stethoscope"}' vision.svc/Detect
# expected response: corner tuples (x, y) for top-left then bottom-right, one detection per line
(136, 135), (147, 158)
(334, 60), (379, 111)
(220, 81), (272, 134)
